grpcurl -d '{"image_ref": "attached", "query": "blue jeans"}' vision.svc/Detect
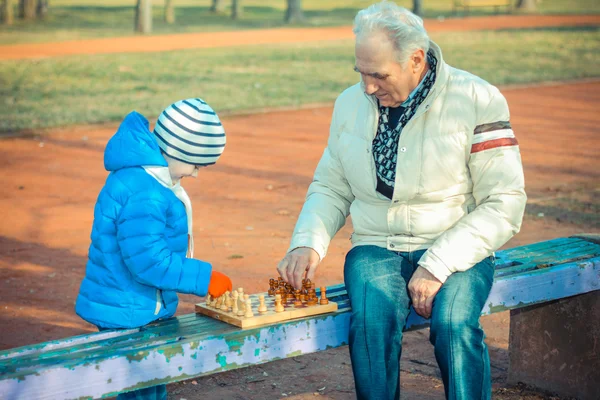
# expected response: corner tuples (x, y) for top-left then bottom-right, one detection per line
(97, 327), (167, 400)
(344, 245), (494, 400)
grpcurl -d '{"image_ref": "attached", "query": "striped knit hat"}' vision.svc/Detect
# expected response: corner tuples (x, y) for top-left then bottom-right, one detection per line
(153, 98), (226, 166)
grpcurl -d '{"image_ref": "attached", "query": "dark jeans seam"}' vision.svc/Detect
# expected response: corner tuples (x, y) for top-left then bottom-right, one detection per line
(446, 285), (460, 399)
(479, 324), (488, 400)
(362, 282), (372, 387)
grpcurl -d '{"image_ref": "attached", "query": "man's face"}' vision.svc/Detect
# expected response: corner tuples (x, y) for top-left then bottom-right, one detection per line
(354, 31), (425, 108)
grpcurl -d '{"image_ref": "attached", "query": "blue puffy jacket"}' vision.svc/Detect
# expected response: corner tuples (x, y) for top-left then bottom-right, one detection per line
(75, 112), (212, 329)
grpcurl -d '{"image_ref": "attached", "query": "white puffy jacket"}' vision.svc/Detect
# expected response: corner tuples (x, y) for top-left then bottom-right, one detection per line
(288, 41), (527, 283)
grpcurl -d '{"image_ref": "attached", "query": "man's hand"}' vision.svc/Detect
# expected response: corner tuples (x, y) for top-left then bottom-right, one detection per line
(277, 247), (320, 290)
(408, 266), (443, 319)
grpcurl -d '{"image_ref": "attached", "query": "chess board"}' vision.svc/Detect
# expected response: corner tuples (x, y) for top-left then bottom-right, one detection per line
(195, 291), (338, 329)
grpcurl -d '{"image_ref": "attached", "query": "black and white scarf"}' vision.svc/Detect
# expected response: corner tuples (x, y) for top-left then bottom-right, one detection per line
(372, 51), (437, 199)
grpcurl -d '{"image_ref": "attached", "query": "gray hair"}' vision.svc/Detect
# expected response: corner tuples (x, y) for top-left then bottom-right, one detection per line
(353, 1), (430, 65)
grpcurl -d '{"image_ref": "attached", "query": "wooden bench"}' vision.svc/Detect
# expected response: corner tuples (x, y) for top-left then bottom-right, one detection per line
(453, 0), (513, 14)
(1, 235), (599, 399)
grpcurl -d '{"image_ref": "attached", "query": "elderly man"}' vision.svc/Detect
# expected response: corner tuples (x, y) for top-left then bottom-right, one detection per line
(277, 1), (526, 399)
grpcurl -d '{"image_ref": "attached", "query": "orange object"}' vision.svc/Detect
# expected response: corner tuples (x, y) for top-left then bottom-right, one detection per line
(207, 271), (232, 298)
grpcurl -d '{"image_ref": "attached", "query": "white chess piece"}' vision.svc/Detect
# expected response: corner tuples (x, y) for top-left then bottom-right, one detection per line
(258, 295), (267, 314)
(245, 298), (254, 318)
(232, 291), (239, 314)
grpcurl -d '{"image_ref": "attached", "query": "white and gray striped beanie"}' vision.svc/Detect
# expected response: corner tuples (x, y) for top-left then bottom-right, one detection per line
(153, 98), (226, 166)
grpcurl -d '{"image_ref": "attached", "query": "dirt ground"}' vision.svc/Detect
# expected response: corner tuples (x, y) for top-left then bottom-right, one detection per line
(1, 14), (599, 60)
(0, 80), (598, 398)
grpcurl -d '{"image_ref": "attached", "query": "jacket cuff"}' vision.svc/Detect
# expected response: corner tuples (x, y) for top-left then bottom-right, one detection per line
(182, 258), (212, 296)
(288, 235), (327, 261)
(417, 250), (453, 284)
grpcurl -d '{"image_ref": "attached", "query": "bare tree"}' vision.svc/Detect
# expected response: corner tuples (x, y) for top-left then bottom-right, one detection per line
(1, 0), (14, 25)
(231, 0), (242, 19)
(164, 0), (174, 23)
(284, 0), (304, 23)
(135, 0), (152, 33)
(19, 0), (36, 19)
(36, 0), (48, 18)
(412, 0), (423, 16)
(516, 0), (536, 11)
(210, 0), (224, 13)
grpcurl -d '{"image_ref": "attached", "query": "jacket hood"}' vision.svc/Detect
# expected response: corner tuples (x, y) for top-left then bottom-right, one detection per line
(104, 111), (168, 171)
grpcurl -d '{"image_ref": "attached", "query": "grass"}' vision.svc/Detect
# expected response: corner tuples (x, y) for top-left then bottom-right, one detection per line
(0, 0), (599, 45)
(1, 26), (599, 133)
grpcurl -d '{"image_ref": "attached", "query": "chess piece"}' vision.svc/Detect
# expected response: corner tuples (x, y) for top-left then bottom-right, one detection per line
(268, 278), (276, 296)
(224, 291), (232, 311)
(220, 292), (230, 311)
(258, 295), (268, 314)
(237, 289), (246, 316)
(215, 295), (224, 309)
(320, 286), (329, 305)
(306, 289), (318, 306)
(244, 298), (254, 318)
(206, 294), (212, 307)
(304, 279), (312, 290)
(294, 289), (303, 307)
(274, 294), (284, 313)
(232, 290), (239, 314)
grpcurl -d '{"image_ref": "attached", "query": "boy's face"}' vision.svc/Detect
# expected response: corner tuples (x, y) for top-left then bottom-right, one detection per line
(166, 157), (201, 182)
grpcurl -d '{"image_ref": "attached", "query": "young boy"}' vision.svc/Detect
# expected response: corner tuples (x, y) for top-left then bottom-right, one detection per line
(75, 98), (232, 399)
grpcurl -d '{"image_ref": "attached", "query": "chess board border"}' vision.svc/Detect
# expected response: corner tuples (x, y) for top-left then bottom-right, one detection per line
(195, 292), (338, 328)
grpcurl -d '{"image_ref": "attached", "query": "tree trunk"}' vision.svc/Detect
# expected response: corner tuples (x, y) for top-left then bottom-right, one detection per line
(284, 0), (304, 23)
(516, 0), (536, 11)
(412, 0), (423, 16)
(164, 0), (174, 23)
(1, 0), (14, 25)
(135, 0), (152, 34)
(19, 0), (35, 19)
(36, 0), (48, 18)
(231, 0), (242, 19)
(210, 0), (224, 13)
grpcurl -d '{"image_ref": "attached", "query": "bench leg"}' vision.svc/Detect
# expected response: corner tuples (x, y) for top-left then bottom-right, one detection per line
(508, 290), (600, 399)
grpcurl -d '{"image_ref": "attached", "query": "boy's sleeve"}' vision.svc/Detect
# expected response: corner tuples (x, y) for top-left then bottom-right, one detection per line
(116, 191), (212, 296)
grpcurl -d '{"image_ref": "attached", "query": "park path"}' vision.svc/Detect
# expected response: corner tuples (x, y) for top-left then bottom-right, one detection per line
(0, 14), (599, 60)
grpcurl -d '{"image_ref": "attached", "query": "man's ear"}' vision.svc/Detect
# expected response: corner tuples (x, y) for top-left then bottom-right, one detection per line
(412, 49), (426, 73)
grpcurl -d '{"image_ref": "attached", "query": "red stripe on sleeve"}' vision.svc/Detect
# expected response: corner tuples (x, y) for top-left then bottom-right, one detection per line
(471, 137), (519, 154)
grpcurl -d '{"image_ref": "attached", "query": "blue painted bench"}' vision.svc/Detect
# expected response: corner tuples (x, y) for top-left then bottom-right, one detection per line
(1, 235), (599, 399)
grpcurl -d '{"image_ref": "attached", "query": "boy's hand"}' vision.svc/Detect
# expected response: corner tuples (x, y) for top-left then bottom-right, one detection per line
(208, 271), (232, 298)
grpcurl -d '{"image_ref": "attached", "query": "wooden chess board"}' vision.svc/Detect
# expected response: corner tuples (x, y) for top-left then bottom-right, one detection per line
(195, 291), (338, 329)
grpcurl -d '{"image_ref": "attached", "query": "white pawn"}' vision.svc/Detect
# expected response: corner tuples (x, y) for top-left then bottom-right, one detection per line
(274, 294), (284, 313)
(220, 293), (229, 311)
(258, 295), (268, 314)
(224, 291), (232, 311)
(215, 295), (223, 310)
(245, 298), (254, 318)
(232, 291), (239, 314)
(206, 294), (212, 307)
